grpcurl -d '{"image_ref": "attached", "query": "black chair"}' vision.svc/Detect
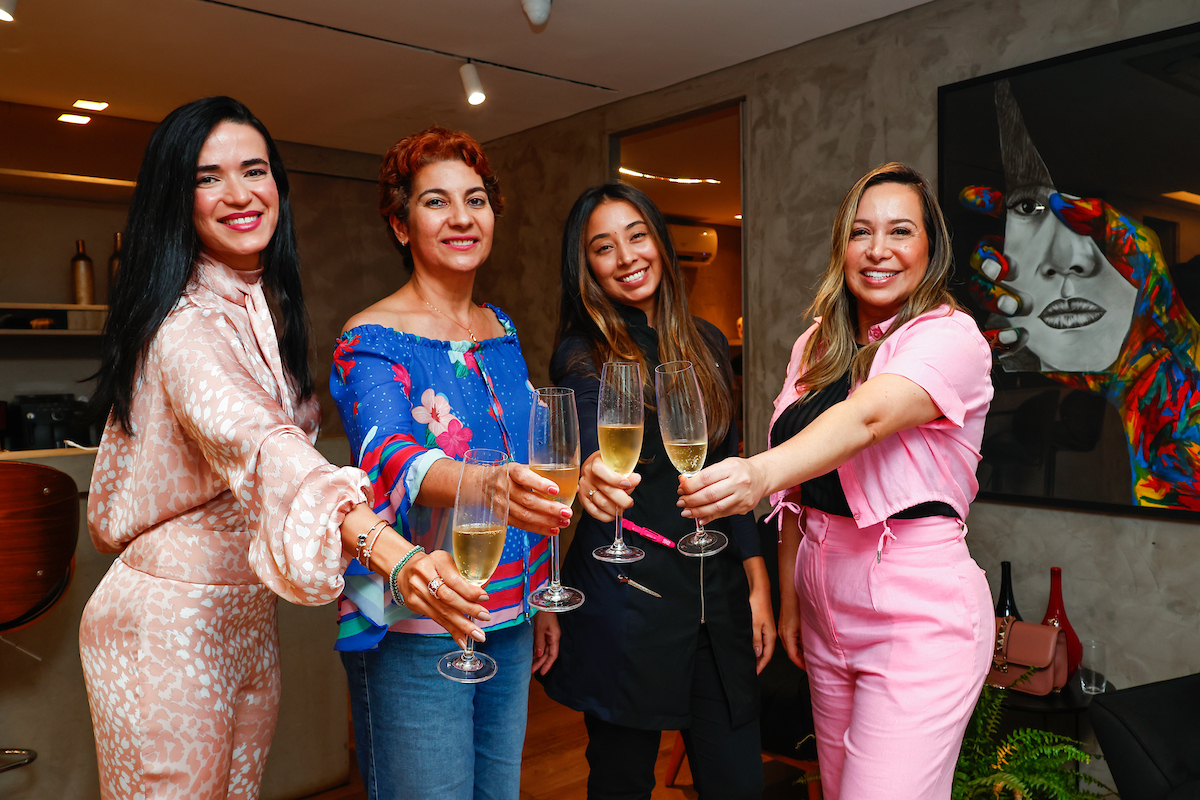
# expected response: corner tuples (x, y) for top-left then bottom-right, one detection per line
(1088, 672), (1200, 800)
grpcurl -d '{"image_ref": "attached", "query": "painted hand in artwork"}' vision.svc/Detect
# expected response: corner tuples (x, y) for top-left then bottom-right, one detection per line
(961, 186), (1200, 510)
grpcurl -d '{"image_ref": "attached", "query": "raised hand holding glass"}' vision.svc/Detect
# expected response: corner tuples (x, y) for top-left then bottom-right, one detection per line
(655, 360), (727, 556)
(593, 362), (645, 563)
(528, 387), (585, 611)
(437, 448), (509, 683)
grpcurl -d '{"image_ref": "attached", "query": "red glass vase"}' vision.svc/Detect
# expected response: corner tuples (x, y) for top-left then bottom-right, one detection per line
(1041, 566), (1082, 676)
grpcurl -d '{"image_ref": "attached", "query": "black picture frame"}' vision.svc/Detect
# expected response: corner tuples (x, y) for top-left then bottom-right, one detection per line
(938, 21), (1200, 521)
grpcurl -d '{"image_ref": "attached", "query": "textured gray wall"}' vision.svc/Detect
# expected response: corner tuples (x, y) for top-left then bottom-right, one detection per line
(476, 0), (1200, 692)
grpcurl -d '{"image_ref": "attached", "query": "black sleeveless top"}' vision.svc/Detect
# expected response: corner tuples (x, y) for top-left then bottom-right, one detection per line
(769, 362), (956, 520)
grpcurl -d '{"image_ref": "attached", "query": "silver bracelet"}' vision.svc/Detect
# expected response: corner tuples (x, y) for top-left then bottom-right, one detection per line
(389, 546), (426, 606)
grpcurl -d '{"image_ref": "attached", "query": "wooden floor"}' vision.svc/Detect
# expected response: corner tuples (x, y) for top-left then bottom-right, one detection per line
(307, 679), (809, 799)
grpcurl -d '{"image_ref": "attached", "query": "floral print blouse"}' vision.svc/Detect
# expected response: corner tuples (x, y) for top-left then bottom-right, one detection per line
(330, 304), (549, 649)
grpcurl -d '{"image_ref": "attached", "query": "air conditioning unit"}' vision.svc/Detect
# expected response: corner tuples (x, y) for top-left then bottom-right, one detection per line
(667, 224), (718, 266)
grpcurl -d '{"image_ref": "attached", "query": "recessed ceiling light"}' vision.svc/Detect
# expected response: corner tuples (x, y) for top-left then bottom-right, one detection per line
(58, 114), (91, 125)
(0, 0), (16, 23)
(618, 167), (720, 185)
(1163, 191), (1200, 207)
(73, 100), (109, 112)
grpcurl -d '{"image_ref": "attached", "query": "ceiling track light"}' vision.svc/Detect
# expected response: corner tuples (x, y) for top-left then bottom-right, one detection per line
(460, 62), (485, 106)
(522, 0), (551, 27)
(0, 0), (17, 22)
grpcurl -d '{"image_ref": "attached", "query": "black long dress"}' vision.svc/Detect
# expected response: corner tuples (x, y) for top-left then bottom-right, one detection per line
(539, 304), (760, 731)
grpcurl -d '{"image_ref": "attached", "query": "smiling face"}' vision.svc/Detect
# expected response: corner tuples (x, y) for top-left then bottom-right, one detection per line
(843, 182), (930, 337)
(584, 199), (663, 322)
(390, 159), (494, 277)
(1003, 186), (1137, 372)
(192, 120), (279, 272)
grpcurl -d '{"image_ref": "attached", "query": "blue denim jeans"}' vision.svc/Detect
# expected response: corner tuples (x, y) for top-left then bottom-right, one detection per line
(341, 621), (534, 800)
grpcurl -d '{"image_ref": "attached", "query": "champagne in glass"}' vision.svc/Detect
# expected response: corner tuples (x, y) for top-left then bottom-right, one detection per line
(655, 361), (728, 557)
(593, 362), (645, 563)
(437, 448), (509, 683)
(528, 387), (585, 612)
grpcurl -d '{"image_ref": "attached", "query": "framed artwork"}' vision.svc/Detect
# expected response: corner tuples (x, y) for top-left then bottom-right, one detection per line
(939, 21), (1200, 519)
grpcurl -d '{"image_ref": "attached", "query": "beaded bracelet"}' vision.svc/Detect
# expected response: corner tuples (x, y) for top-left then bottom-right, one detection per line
(389, 546), (426, 607)
(357, 520), (389, 569)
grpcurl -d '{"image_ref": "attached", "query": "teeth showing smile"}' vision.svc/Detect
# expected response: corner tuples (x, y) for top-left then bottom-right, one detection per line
(222, 214), (260, 226)
(863, 270), (896, 280)
(619, 269), (647, 283)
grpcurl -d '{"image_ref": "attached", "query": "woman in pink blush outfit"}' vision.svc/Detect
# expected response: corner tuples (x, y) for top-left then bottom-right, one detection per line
(78, 97), (491, 800)
(679, 163), (995, 800)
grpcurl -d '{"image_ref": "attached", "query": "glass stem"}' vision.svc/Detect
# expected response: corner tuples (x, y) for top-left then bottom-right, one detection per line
(699, 555), (706, 624)
(548, 535), (563, 593)
(612, 509), (627, 552)
(460, 616), (478, 665)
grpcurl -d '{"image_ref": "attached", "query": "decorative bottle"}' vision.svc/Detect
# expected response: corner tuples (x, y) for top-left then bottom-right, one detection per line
(108, 232), (123, 281)
(71, 240), (94, 305)
(1041, 566), (1082, 676)
(995, 561), (1022, 621)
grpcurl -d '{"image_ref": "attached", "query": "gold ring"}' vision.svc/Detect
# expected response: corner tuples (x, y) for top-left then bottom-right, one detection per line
(428, 577), (446, 596)
(588, 489), (596, 498)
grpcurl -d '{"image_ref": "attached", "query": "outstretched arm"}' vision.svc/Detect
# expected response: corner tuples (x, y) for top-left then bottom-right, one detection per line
(679, 373), (939, 522)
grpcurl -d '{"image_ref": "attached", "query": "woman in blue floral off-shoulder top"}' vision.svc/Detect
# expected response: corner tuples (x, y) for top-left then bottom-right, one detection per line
(329, 126), (571, 800)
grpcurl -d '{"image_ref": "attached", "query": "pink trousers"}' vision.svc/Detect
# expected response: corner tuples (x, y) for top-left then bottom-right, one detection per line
(795, 510), (993, 800)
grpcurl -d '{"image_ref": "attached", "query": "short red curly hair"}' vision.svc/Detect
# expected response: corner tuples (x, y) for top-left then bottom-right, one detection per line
(378, 126), (504, 268)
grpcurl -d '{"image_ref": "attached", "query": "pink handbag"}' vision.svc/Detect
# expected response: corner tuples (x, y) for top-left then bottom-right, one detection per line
(985, 616), (1068, 696)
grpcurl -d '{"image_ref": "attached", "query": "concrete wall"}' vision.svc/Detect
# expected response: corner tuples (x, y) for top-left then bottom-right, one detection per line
(475, 0), (1200, 694)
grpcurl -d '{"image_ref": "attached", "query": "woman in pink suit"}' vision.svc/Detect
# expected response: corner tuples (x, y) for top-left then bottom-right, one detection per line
(78, 96), (506, 800)
(679, 162), (995, 800)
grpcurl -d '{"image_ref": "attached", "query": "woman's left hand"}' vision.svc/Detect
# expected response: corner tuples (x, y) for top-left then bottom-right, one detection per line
(531, 611), (561, 675)
(508, 463), (573, 536)
(678, 457), (768, 524)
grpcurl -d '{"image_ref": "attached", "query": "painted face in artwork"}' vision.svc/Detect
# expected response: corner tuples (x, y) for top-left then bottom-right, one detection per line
(1002, 184), (1136, 372)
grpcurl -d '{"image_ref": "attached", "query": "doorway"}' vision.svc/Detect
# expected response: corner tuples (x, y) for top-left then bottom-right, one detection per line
(612, 103), (745, 448)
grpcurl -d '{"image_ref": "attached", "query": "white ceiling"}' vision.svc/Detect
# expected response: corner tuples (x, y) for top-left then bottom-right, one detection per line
(0, 0), (931, 154)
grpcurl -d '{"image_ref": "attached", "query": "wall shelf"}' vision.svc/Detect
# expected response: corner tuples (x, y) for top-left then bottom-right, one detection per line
(0, 302), (108, 335)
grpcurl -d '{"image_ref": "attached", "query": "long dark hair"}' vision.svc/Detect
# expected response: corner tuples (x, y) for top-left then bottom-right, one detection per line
(799, 162), (957, 397)
(554, 183), (733, 445)
(91, 96), (313, 432)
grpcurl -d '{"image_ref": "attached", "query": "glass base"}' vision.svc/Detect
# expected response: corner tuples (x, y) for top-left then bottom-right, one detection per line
(529, 585), (586, 612)
(593, 543), (645, 563)
(437, 649), (497, 683)
(677, 529), (728, 557)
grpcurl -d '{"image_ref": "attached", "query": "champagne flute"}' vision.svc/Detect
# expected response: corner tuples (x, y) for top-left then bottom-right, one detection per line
(593, 362), (645, 563)
(655, 361), (728, 557)
(437, 448), (510, 683)
(528, 387), (585, 612)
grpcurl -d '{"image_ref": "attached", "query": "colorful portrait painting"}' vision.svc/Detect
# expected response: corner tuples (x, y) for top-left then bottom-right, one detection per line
(939, 22), (1200, 516)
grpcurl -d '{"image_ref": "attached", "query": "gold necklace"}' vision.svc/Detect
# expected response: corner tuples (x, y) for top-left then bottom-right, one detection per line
(413, 285), (479, 344)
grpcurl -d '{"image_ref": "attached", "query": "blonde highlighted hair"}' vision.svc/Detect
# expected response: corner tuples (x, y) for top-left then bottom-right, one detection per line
(798, 162), (958, 397)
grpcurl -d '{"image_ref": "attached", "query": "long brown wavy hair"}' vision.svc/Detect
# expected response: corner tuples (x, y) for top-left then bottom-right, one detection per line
(555, 183), (734, 446)
(798, 162), (958, 397)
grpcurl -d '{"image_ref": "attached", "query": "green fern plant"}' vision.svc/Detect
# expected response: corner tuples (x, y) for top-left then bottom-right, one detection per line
(953, 681), (1113, 800)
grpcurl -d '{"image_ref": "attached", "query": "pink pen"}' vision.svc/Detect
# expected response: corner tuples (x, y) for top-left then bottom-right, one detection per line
(622, 519), (676, 549)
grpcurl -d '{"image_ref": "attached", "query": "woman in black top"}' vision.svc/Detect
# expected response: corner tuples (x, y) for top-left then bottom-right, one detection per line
(539, 183), (773, 800)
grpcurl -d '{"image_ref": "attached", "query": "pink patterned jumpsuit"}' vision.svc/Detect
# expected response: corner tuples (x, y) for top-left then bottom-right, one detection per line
(79, 259), (371, 799)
